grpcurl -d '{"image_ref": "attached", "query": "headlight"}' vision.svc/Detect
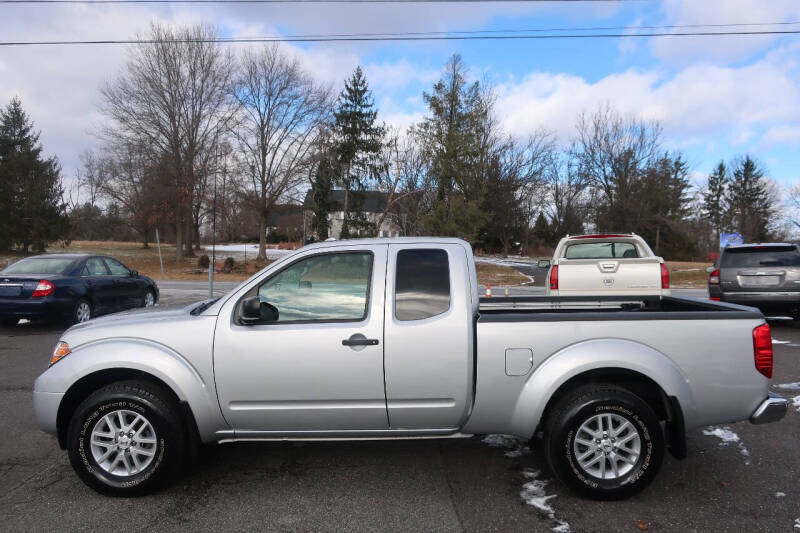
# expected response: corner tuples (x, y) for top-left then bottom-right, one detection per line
(50, 341), (70, 366)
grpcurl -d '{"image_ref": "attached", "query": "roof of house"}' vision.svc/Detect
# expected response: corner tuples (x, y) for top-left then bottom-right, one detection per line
(266, 204), (303, 227)
(302, 189), (388, 213)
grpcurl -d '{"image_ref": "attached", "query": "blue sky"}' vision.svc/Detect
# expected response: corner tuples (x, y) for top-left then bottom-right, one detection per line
(1, 0), (799, 191)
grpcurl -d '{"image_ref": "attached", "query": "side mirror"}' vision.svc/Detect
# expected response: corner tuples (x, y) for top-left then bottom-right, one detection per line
(239, 296), (279, 325)
(537, 260), (551, 269)
(705, 266), (715, 274)
(130, 270), (139, 277)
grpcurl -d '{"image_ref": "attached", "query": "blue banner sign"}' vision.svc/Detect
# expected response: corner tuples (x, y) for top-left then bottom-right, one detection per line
(720, 233), (744, 248)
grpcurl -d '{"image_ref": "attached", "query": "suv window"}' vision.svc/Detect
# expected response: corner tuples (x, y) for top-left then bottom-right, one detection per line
(257, 252), (372, 323)
(720, 246), (800, 268)
(565, 241), (638, 259)
(104, 258), (130, 276)
(83, 257), (109, 276)
(395, 249), (450, 321)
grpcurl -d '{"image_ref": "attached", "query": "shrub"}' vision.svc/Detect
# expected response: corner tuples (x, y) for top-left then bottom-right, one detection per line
(223, 256), (235, 273)
(198, 255), (210, 269)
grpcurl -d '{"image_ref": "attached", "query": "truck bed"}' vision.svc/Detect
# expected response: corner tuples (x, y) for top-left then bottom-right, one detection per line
(478, 295), (764, 321)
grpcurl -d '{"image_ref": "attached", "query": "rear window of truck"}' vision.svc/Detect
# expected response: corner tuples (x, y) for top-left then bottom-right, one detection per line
(720, 246), (800, 267)
(564, 242), (639, 259)
(395, 249), (450, 321)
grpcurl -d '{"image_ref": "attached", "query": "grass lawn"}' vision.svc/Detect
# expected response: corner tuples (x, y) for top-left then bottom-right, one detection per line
(665, 261), (712, 289)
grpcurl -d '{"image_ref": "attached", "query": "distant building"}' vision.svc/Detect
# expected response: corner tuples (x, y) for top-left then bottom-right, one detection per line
(302, 189), (403, 240)
(265, 205), (304, 242)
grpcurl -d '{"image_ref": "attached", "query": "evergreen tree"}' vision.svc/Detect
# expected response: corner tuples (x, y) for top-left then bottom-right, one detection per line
(310, 158), (335, 240)
(701, 161), (728, 245)
(415, 54), (491, 240)
(332, 67), (384, 238)
(0, 98), (68, 252)
(532, 212), (552, 246)
(725, 155), (773, 242)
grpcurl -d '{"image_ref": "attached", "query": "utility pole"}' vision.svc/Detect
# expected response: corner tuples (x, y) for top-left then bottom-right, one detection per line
(208, 141), (218, 299)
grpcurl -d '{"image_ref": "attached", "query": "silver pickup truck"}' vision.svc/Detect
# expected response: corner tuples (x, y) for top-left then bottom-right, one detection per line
(33, 238), (788, 499)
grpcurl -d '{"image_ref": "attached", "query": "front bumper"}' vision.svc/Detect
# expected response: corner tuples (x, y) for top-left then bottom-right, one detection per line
(33, 390), (63, 435)
(749, 392), (788, 425)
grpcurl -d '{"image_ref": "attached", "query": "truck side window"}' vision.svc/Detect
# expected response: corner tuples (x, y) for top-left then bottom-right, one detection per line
(257, 252), (372, 323)
(395, 249), (450, 321)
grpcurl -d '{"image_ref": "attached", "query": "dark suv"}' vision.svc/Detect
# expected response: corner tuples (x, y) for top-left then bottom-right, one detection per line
(708, 243), (800, 317)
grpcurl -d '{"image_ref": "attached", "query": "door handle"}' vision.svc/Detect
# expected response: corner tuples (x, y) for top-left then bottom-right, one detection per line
(342, 335), (379, 346)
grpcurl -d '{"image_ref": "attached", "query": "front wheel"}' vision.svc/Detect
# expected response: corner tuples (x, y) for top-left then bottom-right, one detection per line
(544, 385), (664, 500)
(142, 289), (156, 308)
(67, 380), (185, 496)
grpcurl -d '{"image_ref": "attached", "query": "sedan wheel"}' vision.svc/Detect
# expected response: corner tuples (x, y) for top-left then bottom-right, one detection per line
(75, 300), (92, 323)
(143, 290), (156, 307)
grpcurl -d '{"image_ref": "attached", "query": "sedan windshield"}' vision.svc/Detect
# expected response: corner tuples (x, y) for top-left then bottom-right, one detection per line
(1, 257), (75, 275)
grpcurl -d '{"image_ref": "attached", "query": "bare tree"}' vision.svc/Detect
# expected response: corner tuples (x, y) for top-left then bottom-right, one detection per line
(100, 22), (235, 260)
(232, 43), (331, 260)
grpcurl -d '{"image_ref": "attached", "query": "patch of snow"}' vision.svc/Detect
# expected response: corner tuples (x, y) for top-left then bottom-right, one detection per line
(774, 382), (800, 391)
(202, 244), (295, 259)
(776, 491), (786, 498)
(792, 395), (800, 413)
(703, 426), (751, 465)
(481, 434), (531, 458)
(520, 469), (570, 533)
(794, 518), (800, 529)
(772, 339), (791, 344)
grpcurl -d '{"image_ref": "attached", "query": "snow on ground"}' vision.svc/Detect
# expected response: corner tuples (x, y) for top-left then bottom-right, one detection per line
(520, 469), (571, 533)
(481, 434), (530, 458)
(794, 518), (800, 529)
(703, 426), (752, 464)
(776, 491), (786, 498)
(774, 383), (800, 391)
(480, 436), (570, 532)
(202, 244), (295, 259)
(792, 396), (800, 413)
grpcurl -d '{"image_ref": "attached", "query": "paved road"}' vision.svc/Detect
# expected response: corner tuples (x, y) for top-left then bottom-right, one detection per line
(1, 305), (798, 531)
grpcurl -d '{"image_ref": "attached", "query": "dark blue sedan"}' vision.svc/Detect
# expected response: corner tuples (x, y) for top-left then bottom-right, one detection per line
(0, 254), (159, 326)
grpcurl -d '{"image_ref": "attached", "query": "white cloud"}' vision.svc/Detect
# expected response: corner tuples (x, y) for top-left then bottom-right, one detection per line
(650, 0), (800, 65)
(495, 46), (800, 152)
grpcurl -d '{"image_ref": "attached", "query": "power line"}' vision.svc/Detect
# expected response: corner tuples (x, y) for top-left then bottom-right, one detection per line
(2, 29), (799, 45)
(1, 0), (645, 3)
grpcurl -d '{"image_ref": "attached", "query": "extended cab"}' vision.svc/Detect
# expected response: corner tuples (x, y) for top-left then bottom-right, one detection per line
(34, 238), (788, 499)
(547, 233), (670, 297)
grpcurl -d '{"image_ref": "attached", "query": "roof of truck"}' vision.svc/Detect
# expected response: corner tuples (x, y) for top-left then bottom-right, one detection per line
(301, 236), (470, 251)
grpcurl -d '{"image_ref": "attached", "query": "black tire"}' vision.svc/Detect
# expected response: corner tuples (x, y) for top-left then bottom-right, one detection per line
(67, 380), (185, 496)
(70, 298), (92, 325)
(544, 384), (664, 500)
(1, 317), (17, 327)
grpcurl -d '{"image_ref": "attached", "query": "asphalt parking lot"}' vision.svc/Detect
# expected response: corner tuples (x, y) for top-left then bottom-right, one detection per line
(0, 288), (798, 532)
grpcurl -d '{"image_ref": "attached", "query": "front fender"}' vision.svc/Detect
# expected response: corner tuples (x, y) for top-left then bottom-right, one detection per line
(34, 337), (227, 442)
(508, 338), (696, 438)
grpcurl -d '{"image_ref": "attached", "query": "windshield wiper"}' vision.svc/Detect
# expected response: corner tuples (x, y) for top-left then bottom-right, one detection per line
(190, 298), (220, 315)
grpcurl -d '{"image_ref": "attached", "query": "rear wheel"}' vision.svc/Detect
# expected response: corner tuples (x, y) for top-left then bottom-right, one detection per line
(72, 299), (92, 324)
(67, 380), (185, 496)
(544, 384), (664, 500)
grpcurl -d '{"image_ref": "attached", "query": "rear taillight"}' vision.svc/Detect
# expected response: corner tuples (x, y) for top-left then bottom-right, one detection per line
(32, 280), (54, 298)
(549, 265), (558, 290)
(660, 263), (670, 289)
(708, 268), (720, 285)
(753, 323), (773, 379)
(710, 296), (720, 301)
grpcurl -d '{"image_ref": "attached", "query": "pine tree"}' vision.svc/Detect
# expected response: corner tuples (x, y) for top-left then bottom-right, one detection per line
(332, 67), (384, 238)
(532, 212), (552, 246)
(725, 155), (773, 242)
(310, 158), (335, 240)
(702, 161), (728, 244)
(0, 98), (69, 252)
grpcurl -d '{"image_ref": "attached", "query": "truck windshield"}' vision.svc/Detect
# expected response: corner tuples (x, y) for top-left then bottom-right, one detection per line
(564, 242), (638, 259)
(720, 246), (800, 267)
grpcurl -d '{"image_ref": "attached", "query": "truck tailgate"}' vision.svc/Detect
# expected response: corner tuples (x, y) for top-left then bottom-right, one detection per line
(558, 258), (662, 294)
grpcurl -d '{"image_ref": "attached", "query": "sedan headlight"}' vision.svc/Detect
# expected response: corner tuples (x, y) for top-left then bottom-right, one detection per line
(50, 341), (71, 366)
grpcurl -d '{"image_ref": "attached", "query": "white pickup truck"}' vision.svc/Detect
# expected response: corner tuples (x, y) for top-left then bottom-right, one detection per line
(546, 233), (670, 297)
(34, 237), (787, 499)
